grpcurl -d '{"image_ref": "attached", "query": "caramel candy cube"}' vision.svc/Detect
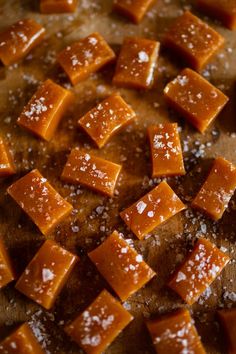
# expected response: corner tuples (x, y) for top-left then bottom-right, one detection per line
(164, 11), (225, 71)
(58, 32), (115, 85)
(0, 238), (15, 289)
(164, 68), (229, 133)
(0, 19), (45, 66)
(89, 231), (155, 301)
(218, 308), (236, 354)
(65, 289), (133, 354)
(79, 94), (136, 148)
(61, 149), (122, 197)
(148, 123), (185, 178)
(146, 308), (206, 354)
(7, 169), (72, 236)
(40, 0), (78, 13)
(113, 37), (160, 89)
(197, 0), (236, 30)
(192, 157), (236, 220)
(0, 137), (16, 177)
(168, 238), (230, 305)
(113, 0), (155, 24)
(17, 79), (74, 141)
(15, 240), (78, 310)
(0, 323), (44, 354)
(120, 181), (185, 240)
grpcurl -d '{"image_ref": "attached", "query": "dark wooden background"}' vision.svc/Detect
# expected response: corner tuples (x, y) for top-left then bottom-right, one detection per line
(0, 0), (235, 353)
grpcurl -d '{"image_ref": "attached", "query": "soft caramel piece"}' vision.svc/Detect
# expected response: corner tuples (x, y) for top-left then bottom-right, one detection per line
(61, 149), (122, 197)
(164, 11), (225, 71)
(15, 240), (78, 310)
(7, 169), (72, 236)
(0, 238), (15, 289)
(113, 37), (160, 89)
(17, 79), (74, 141)
(79, 94), (136, 148)
(192, 157), (236, 220)
(58, 32), (115, 85)
(65, 289), (133, 354)
(197, 0), (236, 30)
(120, 181), (185, 240)
(0, 137), (16, 177)
(218, 308), (236, 354)
(0, 19), (45, 66)
(89, 231), (155, 301)
(40, 0), (78, 13)
(113, 0), (155, 24)
(0, 323), (44, 354)
(168, 238), (230, 305)
(146, 308), (206, 354)
(148, 123), (185, 178)
(164, 68), (229, 133)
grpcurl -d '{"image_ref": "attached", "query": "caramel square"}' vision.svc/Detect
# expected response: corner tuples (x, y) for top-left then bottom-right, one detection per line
(61, 149), (122, 197)
(168, 238), (230, 305)
(218, 308), (236, 354)
(164, 68), (229, 133)
(120, 181), (186, 240)
(89, 231), (156, 301)
(148, 123), (185, 178)
(164, 11), (225, 71)
(113, 0), (155, 24)
(113, 37), (160, 89)
(192, 157), (236, 220)
(0, 19), (45, 66)
(64, 289), (133, 354)
(146, 308), (206, 354)
(40, 0), (78, 13)
(197, 0), (236, 30)
(0, 238), (15, 289)
(15, 240), (78, 310)
(7, 169), (73, 236)
(0, 323), (44, 354)
(79, 94), (136, 148)
(0, 137), (16, 177)
(58, 32), (115, 85)
(17, 79), (74, 141)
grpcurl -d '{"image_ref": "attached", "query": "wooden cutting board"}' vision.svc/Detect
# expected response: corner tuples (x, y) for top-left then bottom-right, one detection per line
(0, 0), (235, 353)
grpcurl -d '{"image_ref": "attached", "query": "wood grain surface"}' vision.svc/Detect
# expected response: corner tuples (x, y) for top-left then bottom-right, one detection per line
(0, 0), (235, 353)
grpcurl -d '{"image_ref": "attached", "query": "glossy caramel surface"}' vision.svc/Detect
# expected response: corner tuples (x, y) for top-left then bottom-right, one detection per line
(0, 323), (44, 354)
(148, 123), (185, 177)
(146, 308), (206, 354)
(192, 157), (236, 220)
(17, 79), (74, 141)
(113, 0), (156, 24)
(0, 137), (16, 177)
(0, 238), (15, 289)
(0, 19), (45, 66)
(164, 11), (225, 71)
(15, 240), (78, 310)
(40, 0), (78, 14)
(79, 94), (136, 148)
(164, 68), (229, 133)
(61, 149), (122, 196)
(58, 32), (115, 85)
(65, 290), (133, 354)
(168, 238), (230, 305)
(120, 181), (186, 239)
(7, 169), (73, 235)
(89, 230), (155, 301)
(113, 37), (160, 89)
